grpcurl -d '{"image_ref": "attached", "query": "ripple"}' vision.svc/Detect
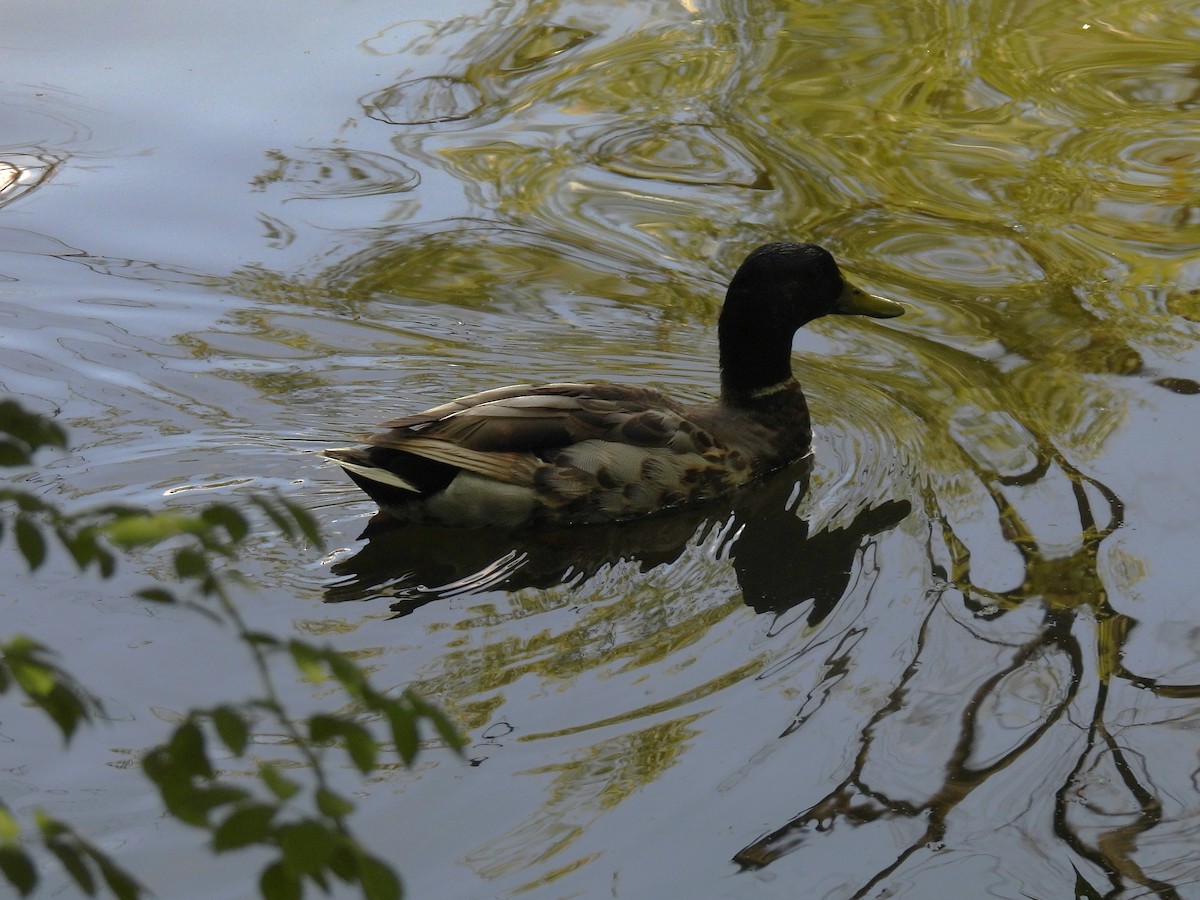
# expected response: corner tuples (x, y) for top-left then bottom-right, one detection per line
(363, 75), (485, 125)
(497, 24), (594, 74)
(1055, 121), (1200, 240)
(869, 227), (1045, 290)
(1062, 122), (1200, 194)
(252, 147), (419, 199)
(593, 124), (771, 189)
(1118, 131), (1200, 182)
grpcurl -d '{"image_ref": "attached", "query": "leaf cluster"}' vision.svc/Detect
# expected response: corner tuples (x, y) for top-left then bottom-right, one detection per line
(0, 399), (462, 899)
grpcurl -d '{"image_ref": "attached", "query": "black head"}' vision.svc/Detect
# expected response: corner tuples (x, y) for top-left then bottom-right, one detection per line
(718, 242), (902, 397)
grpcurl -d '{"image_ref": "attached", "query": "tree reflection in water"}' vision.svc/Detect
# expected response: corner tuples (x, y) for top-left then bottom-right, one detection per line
(734, 432), (1195, 900)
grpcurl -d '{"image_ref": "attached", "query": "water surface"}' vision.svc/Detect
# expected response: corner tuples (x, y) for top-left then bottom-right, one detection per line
(4, 0), (1200, 897)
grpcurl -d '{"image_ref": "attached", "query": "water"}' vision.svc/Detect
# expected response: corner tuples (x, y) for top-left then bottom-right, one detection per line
(4, 0), (1200, 897)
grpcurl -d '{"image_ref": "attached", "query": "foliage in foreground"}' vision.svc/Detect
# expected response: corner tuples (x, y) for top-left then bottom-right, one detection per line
(0, 398), (463, 899)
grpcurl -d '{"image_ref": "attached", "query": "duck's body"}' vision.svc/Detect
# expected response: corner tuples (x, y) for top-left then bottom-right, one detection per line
(322, 242), (902, 528)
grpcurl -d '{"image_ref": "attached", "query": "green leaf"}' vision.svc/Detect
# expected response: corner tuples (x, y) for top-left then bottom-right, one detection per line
(288, 640), (326, 683)
(0, 399), (67, 453)
(0, 439), (32, 467)
(279, 498), (323, 549)
(14, 516), (46, 570)
(315, 788), (355, 819)
(328, 839), (357, 882)
(3, 639), (97, 740)
(0, 806), (19, 843)
(7, 653), (55, 698)
(168, 721), (213, 779)
(104, 512), (201, 549)
(252, 497), (296, 542)
(407, 692), (465, 753)
(357, 851), (402, 900)
(325, 652), (365, 693)
(135, 587), (176, 604)
(0, 845), (37, 896)
(244, 631), (282, 649)
(307, 713), (340, 743)
(200, 505), (249, 543)
(342, 723), (378, 774)
(44, 839), (95, 895)
(258, 764), (301, 802)
(212, 804), (276, 852)
(274, 820), (333, 875)
(171, 547), (208, 579)
(388, 709), (420, 765)
(259, 860), (301, 900)
(91, 849), (143, 900)
(308, 715), (378, 774)
(211, 706), (249, 755)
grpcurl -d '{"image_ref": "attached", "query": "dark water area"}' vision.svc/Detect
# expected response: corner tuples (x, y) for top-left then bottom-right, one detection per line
(4, 0), (1200, 897)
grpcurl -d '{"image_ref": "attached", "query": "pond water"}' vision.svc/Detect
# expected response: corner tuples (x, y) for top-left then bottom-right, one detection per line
(5, 0), (1200, 897)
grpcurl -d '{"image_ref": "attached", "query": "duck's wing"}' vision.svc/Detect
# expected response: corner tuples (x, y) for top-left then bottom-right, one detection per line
(362, 382), (715, 486)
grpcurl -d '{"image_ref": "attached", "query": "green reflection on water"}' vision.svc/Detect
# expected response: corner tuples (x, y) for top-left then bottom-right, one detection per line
(157, 0), (1200, 895)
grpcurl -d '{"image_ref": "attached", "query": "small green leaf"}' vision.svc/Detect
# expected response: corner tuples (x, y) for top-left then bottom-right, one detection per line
(0, 806), (19, 843)
(328, 839), (357, 882)
(200, 505), (249, 543)
(104, 512), (200, 549)
(213, 803), (276, 852)
(168, 721), (213, 779)
(44, 839), (95, 895)
(55, 526), (93, 570)
(388, 709), (420, 765)
(0, 439), (32, 467)
(0, 844), (38, 896)
(279, 498), (323, 549)
(7, 655), (55, 698)
(343, 724), (378, 774)
(14, 516), (46, 571)
(0, 400), (67, 452)
(357, 851), (402, 900)
(258, 764), (301, 802)
(211, 706), (249, 755)
(275, 820), (334, 875)
(307, 714), (339, 743)
(315, 788), (355, 819)
(91, 849), (143, 900)
(288, 641), (325, 683)
(253, 497), (296, 541)
(259, 860), (301, 900)
(325, 653), (365, 692)
(408, 692), (465, 753)
(135, 587), (176, 604)
(172, 547), (208, 579)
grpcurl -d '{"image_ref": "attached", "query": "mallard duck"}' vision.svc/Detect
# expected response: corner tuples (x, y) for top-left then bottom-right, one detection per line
(322, 242), (903, 527)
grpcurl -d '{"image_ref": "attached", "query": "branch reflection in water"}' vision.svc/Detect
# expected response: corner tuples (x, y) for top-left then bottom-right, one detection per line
(324, 456), (911, 625)
(731, 432), (1198, 899)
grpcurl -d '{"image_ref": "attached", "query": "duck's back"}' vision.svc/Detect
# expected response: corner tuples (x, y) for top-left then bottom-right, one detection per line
(324, 380), (812, 527)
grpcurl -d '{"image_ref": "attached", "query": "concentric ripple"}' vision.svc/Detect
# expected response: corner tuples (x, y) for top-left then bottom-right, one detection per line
(593, 124), (771, 189)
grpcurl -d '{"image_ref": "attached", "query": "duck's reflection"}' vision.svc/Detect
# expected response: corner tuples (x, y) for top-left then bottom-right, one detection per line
(325, 457), (910, 620)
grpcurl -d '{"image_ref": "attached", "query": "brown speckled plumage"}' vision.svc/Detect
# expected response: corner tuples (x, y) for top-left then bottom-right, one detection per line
(322, 243), (903, 527)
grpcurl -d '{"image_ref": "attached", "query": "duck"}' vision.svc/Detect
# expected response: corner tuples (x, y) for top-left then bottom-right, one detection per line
(322, 242), (903, 528)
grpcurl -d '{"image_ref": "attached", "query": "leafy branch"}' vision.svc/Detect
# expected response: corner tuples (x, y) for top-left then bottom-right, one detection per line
(0, 398), (462, 899)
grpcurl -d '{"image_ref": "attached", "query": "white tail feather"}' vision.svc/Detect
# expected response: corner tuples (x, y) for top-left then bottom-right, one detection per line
(320, 450), (420, 493)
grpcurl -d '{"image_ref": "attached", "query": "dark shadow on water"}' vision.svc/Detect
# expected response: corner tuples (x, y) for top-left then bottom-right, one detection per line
(323, 457), (911, 621)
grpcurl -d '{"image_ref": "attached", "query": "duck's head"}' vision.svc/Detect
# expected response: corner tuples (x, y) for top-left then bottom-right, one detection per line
(718, 242), (903, 398)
